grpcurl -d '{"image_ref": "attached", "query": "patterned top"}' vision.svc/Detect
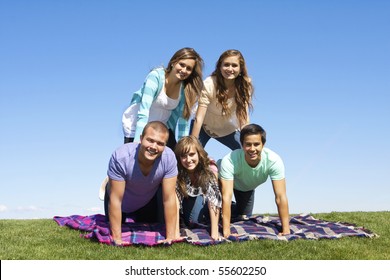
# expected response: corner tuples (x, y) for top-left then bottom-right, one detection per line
(176, 171), (222, 211)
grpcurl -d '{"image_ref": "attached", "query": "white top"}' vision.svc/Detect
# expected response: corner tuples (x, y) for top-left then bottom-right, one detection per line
(198, 76), (240, 137)
(122, 86), (180, 138)
(149, 88), (180, 123)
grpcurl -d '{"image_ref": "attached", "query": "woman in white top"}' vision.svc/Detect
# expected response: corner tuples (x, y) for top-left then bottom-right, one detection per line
(122, 47), (204, 149)
(191, 49), (254, 150)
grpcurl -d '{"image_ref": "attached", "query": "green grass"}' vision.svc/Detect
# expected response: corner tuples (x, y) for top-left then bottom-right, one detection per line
(1, 211), (389, 260)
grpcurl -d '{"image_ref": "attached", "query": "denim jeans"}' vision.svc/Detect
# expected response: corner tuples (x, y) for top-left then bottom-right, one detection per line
(197, 124), (241, 150)
(232, 189), (255, 217)
(181, 195), (209, 226)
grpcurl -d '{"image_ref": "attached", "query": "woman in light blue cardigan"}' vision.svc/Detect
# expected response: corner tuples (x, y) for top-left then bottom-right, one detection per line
(122, 48), (204, 149)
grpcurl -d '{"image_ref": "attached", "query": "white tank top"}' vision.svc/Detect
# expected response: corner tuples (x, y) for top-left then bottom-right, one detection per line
(122, 86), (181, 138)
(149, 87), (181, 123)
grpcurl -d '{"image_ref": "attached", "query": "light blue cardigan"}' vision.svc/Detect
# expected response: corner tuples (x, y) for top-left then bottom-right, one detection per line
(130, 68), (191, 141)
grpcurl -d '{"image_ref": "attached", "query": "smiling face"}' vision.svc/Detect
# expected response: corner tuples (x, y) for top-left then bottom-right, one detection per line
(172, 59), (196, 81)
(243, 134), (264, 167)
(220, 55), (241, 80)
(139, 126), (168, 163)
(179, 145), (199, 173)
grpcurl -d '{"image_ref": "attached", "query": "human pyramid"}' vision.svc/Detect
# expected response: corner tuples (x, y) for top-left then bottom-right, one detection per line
(103, 48), (290, 246)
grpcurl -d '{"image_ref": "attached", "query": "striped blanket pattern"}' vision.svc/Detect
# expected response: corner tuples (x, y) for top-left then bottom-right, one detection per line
(53, 214), (376, 246)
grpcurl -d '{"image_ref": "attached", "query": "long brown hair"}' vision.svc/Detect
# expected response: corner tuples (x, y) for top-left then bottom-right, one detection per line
(166, 48), (204, 120)
(212, 49), (253, 128)
(174, 136), (217, 197)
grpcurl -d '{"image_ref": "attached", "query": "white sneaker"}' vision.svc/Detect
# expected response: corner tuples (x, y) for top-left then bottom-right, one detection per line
(238, 214), (250, 221)
(99, 177), (109, 201)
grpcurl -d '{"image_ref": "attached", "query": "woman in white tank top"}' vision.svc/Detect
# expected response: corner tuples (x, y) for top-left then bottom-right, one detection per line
(122, 48), (204, 149)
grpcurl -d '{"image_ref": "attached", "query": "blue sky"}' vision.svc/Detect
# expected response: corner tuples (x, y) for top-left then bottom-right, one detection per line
(1, 0), (389, 219)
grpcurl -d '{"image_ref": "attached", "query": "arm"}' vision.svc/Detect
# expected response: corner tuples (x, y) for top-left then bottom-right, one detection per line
(271, 178), (290, 235)
(208, 202), (220, 240)
(161, 176), (179, 241)
(174, 195), (180, 238)
(133, 70), (162, 141)
(220, 178), (234, 238)
(191, 105), (208, 138)
(208, 166), (220, 240)
(108, 179), (126, 244)
(192, 77), (212, 138)
(241, 105), (250, 129)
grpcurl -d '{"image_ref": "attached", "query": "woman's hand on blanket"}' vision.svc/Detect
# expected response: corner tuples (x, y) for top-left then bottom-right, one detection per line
(158, 236), (185, 245)
(211, 234), (221, 241)
(223, 233), (246, 239)
(278, 230), (291, 236)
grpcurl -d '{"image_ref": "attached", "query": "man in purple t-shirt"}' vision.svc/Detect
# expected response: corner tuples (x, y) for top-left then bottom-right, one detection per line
(106, 121), (178, 245)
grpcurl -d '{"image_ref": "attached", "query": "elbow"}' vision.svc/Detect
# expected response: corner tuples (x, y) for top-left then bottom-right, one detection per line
(275, 195), (288, 207)
(222, 193), (232, 206)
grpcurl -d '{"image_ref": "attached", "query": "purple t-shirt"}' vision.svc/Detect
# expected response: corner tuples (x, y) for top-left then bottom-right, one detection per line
(107, 143), (178, 213)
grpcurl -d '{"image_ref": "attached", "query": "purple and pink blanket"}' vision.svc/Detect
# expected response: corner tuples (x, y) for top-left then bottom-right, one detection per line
(53, 214), (376, 246)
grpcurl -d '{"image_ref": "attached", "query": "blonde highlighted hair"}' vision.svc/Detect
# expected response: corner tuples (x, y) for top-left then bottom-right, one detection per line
(166, 48), (204, 120)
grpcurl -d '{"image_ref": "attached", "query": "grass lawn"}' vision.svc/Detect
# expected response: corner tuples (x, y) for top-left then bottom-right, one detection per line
(0, 211), (389, 260)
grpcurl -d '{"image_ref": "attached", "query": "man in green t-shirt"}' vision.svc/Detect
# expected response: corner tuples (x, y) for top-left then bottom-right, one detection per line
(219, 124), (290, 238)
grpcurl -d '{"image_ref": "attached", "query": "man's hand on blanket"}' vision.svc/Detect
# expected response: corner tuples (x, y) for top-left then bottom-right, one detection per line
(112, 239), (130, 247)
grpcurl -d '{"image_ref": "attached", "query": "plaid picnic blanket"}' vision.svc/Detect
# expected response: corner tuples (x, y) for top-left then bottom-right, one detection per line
(53, 214), (377, 246)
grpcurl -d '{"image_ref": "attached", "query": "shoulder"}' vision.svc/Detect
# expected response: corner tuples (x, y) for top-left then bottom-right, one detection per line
(262, 147), (282, 162)
(147, 67), (165, 80)
(204, 76), (215, 84)
(109, 143), (138, 168)
(203, 76), (216, 89)
(112, 143), (136, 157)
(262, 147), (285, 179)
(199, 77), (215, 105)
(230, 149), (245, 160)
(160, 147), (178, 176)
(161, 147), (177, 164)
(221, 149), (244, 165)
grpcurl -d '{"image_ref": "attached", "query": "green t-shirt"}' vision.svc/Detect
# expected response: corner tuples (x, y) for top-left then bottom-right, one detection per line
(218, 147), (285, 192)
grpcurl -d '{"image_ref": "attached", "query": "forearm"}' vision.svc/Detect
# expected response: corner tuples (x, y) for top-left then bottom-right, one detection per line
(222, 199), (232, 237)
(208, 203), (220, 239)
(191, 106), (207, 138)
(109, 199), (123, 242)
(190, 119), (202, 138)
(164, 197), (178, 240)
(175, 196), (180, 238)
(276, 196), (290, 234)
(221, 179), (233, 238)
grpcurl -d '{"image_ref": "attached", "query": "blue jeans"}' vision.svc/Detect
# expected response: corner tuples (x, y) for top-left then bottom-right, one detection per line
(181, 195), (209, 226)
(232, 189), (255, 217)
(197, 124), (241, 150)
